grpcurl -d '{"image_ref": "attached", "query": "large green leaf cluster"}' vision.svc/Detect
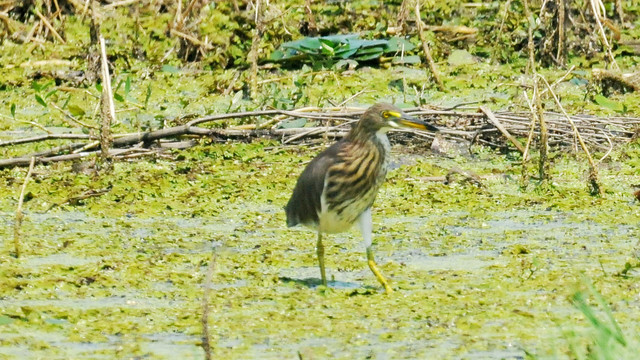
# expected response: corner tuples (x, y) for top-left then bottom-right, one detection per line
(270, 34), (417, 67)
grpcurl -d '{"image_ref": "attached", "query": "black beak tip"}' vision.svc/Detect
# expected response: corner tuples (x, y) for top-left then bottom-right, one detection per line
(399, 113), (439, 132)
(426, 123), (440, 132)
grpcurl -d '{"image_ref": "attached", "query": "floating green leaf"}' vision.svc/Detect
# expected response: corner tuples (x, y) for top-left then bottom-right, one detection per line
(230, 90), (243, 110)
(35, 95), (47, 107)
(10, 103), (16, 118)
(272, 35), (417, 68)
(125, 76), (131, 96)
(385, 37), (415, 53)
(594, 94), (624, 112)
(392, 55), (421, 64)
(279, 118), (307, 129)
(335, 47), (359, 59)
(355, 48), (384, 61)
(270, 50), (285, 61)
(161, 65), (180, 73)
(45, 89), (58, 99)
(0, 315), (12, 325)
(144, 84), (152, 109)
(68, 105), (86, 117)
(62, 94), (71, 109)
(447, 49), (477, 66)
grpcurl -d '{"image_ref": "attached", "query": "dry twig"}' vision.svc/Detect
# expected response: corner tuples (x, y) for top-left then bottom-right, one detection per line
(34, 9), (65, 43)
(103, 0), (140, 9)
(201, 250), (217, 360)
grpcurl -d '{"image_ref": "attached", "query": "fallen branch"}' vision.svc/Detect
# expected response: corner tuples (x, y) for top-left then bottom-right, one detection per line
(1, 106), (639, 169)
(0, 133), (93, 147)
(480, 106), (525, 153)
(44, 187), (112, 212)
(445, 167), (484, 187)
(170, 29), (213, 51)
(420, 167), (485, 187)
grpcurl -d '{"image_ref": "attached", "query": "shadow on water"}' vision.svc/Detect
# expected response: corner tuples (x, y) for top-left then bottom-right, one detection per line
(279, 276), (377, 292)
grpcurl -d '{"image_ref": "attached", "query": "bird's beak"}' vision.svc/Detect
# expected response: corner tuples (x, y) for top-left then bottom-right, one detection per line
(391, 112), (439, 132)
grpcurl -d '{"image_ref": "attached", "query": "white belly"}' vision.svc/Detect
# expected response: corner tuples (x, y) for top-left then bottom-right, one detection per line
(318, 184), (379, 234)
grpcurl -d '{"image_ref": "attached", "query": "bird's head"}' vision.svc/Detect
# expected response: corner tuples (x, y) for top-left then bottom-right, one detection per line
(357, 103), (439, 135)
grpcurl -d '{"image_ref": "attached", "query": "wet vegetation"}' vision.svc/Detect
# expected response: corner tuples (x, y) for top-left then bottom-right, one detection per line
(1, 0), (640, 358)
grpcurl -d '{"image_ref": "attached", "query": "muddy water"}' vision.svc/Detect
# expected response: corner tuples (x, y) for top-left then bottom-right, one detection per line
(1, 202), (638, 358)
(0, 146), (639, 358)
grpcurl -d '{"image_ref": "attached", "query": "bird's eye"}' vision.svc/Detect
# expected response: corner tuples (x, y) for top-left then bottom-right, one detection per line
(382, 111), (390, 118)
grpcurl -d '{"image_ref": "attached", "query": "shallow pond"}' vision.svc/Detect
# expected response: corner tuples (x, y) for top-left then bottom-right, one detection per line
(0, 142), (639, 359)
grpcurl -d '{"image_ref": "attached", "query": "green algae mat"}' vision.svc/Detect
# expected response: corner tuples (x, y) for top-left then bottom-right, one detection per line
(0, 141), (639, 359)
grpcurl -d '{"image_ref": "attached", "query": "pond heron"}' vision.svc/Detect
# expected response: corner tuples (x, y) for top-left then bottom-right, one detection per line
(285, 103), (439, 293)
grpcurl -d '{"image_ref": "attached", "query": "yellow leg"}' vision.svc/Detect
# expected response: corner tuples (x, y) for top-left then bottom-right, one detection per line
(316, 232), (327, 286)
(366, 247), (393, 294)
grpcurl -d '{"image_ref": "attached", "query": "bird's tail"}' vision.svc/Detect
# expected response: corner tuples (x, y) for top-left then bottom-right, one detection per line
(284, 204), (299, 227)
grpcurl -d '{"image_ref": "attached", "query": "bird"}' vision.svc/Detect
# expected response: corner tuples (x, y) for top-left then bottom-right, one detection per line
(285, 103), (439, 293)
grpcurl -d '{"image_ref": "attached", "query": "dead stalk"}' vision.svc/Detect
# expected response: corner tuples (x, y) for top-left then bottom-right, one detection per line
(556, 0), (566, 65)
(520, 89), (538, 187)
(523, 0), (535, 75)
(521, 90), (538, 162)
(538, 75), (603, 195)
(534, 78), (550, 182)
(201, 250), (217, 360)
(615, 0), (625, 23)
(14, 157), (36, 258)
(99, 36), (116, 165)
(414, 1), (445, 91)
(394, 0), (411, 34)
(303, 0), (318, 36)
(497, 0), (512, 36)
(589, 0), (619, 70)
(248, 0), (264, 99)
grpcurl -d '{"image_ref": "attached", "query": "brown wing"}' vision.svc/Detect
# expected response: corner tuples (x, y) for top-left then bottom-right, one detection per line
(285, 140), (345, 228)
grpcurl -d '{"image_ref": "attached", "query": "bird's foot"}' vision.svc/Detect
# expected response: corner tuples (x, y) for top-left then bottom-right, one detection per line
(367, 259), (393, 294)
